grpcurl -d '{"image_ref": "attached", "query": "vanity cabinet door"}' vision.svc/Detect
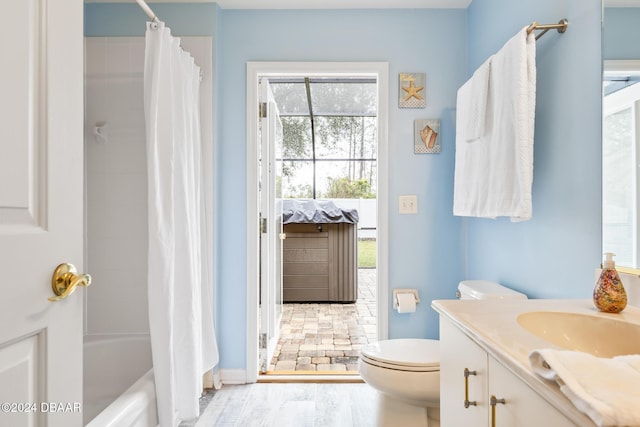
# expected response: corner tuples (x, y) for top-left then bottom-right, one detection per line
(440, 317), (579, 427)
(487, 357), (577, 427)
(440, 319), (489, 427)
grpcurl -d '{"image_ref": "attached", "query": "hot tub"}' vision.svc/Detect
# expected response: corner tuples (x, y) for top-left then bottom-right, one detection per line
(282, 200), (359, 302)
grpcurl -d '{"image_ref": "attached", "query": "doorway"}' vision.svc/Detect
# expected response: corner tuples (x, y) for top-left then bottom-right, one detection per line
(246, 62), (389, 382)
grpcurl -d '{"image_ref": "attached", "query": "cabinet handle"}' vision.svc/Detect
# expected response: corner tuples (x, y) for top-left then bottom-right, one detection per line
(490, 395), (506, 427)
(463, 368), (477, 408)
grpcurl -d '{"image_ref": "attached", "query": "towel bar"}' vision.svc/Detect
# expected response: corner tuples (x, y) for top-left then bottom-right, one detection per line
(527, 19), (568, 40)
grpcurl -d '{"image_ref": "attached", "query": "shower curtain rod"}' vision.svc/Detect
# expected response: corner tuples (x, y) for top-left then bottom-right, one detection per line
(136, 0), (158, 22)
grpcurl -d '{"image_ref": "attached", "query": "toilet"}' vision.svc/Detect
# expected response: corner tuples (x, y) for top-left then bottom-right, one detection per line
(359, 280), (527, 427)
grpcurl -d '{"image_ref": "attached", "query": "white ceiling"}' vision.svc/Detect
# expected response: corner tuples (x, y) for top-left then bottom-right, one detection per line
(214, 0), (472, 8)
(86, 0), (640, 9)
(86, 0), (473, 9)
(606, 0), (640, 5)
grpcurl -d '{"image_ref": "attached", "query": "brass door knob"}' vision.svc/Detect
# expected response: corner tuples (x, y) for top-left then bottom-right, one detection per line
(49, 263), (92, 302)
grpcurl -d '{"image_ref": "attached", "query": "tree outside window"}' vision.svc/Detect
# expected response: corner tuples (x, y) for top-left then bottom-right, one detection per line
(270, 78), (377, 200)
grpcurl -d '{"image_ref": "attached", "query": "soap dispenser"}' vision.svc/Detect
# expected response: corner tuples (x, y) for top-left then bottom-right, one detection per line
(593, 252), (627, 313)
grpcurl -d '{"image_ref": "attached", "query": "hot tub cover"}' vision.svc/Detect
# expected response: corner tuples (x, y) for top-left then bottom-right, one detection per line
(282, 200), (359, 224)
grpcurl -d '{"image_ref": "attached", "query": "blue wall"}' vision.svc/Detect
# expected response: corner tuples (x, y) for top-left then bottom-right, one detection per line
(85, 1), (605, 373)
(604, 8), (640, 60)
(218, 9), (467, 369)
(84, 4), (467, 371)
(465, 0), (602, 298)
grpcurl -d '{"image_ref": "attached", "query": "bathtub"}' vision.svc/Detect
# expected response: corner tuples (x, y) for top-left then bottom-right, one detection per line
(83, 334), (158, 426)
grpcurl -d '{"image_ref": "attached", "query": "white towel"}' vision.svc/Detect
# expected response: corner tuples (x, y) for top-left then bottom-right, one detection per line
(529, 349), (640, 427)
(453, 27), (536, 221)
(458, 56), (492, 142)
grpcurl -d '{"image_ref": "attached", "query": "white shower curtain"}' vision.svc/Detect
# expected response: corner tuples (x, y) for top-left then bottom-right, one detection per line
(143, 21), (219, 427)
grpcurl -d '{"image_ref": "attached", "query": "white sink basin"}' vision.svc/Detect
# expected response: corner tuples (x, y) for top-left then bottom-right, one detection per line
(517, 311), (640, 357)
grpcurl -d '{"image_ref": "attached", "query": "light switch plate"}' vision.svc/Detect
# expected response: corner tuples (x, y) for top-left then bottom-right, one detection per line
(399, 195), (418, 214)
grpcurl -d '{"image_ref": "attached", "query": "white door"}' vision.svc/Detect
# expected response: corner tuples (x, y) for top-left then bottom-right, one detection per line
(0, 1), (84, 426)
(258, 78), (284, 373)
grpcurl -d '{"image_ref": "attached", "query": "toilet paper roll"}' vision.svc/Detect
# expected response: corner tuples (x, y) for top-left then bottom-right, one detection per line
(396, 293), (417, 313)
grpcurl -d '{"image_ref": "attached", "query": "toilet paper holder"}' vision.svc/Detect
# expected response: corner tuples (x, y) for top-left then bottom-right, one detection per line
(393, 288), (420, 309)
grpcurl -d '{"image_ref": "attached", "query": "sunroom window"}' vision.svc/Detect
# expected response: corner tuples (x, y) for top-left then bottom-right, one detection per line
(269, 77), (377, 199)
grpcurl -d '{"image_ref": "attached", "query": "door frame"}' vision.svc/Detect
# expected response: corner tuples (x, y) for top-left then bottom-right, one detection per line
(245, 61), (389, 382)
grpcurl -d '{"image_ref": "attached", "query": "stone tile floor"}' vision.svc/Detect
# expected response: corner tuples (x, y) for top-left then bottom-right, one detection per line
(268, 269), (377, 372)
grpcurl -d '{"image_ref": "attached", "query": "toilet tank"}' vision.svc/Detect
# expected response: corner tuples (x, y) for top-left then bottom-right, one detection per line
(457, 280), (528, 300)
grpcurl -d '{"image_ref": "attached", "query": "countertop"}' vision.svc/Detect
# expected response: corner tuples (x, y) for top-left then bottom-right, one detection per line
(431, 298), (640, 426)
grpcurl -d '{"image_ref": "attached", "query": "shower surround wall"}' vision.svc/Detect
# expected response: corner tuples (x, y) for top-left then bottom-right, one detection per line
(84, 36), (214, 336)
(85, 37), (149, 335)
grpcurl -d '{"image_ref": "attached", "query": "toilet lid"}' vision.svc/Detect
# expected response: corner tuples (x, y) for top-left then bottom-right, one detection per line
(360, 339), (439, 372)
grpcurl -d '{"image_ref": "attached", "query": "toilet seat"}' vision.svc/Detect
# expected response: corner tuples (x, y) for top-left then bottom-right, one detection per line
(360, 339), (440, 373)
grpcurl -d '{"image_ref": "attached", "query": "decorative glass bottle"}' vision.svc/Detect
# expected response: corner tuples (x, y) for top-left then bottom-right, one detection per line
(593, 252), (627, 313)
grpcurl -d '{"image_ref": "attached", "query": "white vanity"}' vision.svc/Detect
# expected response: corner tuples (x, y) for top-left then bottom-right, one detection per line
(432, 299), (640, 426)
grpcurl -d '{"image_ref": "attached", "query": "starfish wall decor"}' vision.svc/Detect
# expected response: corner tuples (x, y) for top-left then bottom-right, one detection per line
(398, 72), (426, 108)
(403, 80), (424, 101)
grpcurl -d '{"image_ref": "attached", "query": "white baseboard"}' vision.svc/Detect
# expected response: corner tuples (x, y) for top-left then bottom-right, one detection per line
(219, 368), (248, 385)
